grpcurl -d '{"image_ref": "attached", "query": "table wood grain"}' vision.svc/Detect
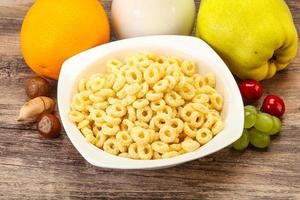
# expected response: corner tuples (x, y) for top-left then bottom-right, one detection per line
(0, 0), (299, 199)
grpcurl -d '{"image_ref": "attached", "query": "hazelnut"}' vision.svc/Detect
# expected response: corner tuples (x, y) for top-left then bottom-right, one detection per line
(37, 114), (61, 139)
(25, 76), (50, 98)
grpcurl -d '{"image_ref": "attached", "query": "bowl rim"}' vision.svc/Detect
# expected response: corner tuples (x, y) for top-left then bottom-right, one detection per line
(57, 35), (244, 169)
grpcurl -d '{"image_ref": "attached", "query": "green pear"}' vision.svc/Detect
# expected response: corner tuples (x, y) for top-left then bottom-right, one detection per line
(196, 0), (298, 80)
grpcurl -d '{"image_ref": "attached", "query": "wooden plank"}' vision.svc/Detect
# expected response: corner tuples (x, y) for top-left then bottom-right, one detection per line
(0, 0), (299, 199)
(0, 129), (299, 199)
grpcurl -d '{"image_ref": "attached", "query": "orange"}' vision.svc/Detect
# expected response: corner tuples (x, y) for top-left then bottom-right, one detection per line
(21, 0), (110, 80)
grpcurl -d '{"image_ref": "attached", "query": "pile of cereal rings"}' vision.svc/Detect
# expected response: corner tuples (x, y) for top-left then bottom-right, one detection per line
(68, 53), (224, 160)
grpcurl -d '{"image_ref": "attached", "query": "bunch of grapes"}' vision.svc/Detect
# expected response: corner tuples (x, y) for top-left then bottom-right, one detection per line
(233, 105), (282, 150)
(233, 80), (285, 151)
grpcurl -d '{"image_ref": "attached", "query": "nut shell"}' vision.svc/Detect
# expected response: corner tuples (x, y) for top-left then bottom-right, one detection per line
(37, 114), (61, 138)
(17, 96), (56, 123)
(25, 76), (50, 98)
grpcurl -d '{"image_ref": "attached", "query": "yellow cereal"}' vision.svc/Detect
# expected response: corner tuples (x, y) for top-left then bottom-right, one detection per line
(69, 52), (224, 160)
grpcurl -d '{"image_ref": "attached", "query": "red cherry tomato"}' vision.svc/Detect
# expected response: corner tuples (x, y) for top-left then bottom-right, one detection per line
(261, 95), (285, 117)
(239, 80), (264, 104)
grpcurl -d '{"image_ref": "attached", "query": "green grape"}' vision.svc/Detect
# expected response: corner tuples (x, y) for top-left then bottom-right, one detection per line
(249, 129), (270, 148)
(254, 113), (274, 133)
(244, 105), (258, 114)
(233, 129), (250, 151)
(244, 109), (256, 128)
(268, 116), (282, 135)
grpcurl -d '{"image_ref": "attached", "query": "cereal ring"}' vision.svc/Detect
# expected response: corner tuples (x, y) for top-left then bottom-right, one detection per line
(164, 91), (185, 107)
(153, 152), (162, 160)
(77, 119), (90, 129)
(151, 113), (171, 129)
(103, 115), (122, 126)
(125, 67), (143, 84)
(104, 74), (116, 89)
(191, 103), (210, 114)
(203, 113), (218, 129)
(136, 82), (149, 98)
(116, 87), (127, 99)
(133, 99), (149, 109)
(144, 65), (160, 85)
(81, 127), (93, 137)
(183, 123), (198, 138)
(103, 138), (119, 155)
(107, 97), (122, 105)
(196, 128), (213, 145)
(118, 152), (130, 158)
(146, 90), (164, 102)
(193, 74), (206, 89)
(181, 60), (196, 77)
(128, 143), (139, 159)
(101, 123), (120, 136)
(192, 94), (210, 104)
(78, 78), (87, 92)
(106, 104), (127, 118)
(189, 111), (205, 128)
(203, 73), (216, 88)
(98, 88), (115, 98)
(69, 110), (85, 123)
(157, 105), (173, 117)
(135, 121), (149, 129)
(181, 139), (200, 152)
(93, 101), (109, 110)
(127, 106), (136, 122)
(212, 120), (224, 136)
(180, 104), (195, 122)
(131, 127), (151, 144)
(210, 93), (223, 111)
(125, 55), (140, 67)
(150, 99), (166, 112)
(90, 77), (106, 92)
(197, 85), (216, 95)
(116, 131), (133, 146)
(179, 83), (196, 100)
(121, 95), (136, 106)
(169, 144), (182, 151)
(136, 106), (153, 122)
(159, 125), (177, 143)
(167, 118), (184, 134)
(153, 79), (169, 93)
(106, 59), (123, 72)
(162, 151), (179, 159)
(95, 132), (108, 148)
(151, 141), (169, 154)
(117, 142), (128, 153)
(137, 143), (153, 160)
(121, 119), (134, 132)
(165, 75), (177, 90)
(125, 83), (141, 95)
(112, 73), (126, 92)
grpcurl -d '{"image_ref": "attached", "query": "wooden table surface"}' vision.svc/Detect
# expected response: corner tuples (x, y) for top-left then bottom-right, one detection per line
(1, 0), (299, 199)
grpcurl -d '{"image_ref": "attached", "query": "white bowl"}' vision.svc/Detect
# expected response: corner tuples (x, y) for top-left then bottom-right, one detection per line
(58, 35), (244, 170)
